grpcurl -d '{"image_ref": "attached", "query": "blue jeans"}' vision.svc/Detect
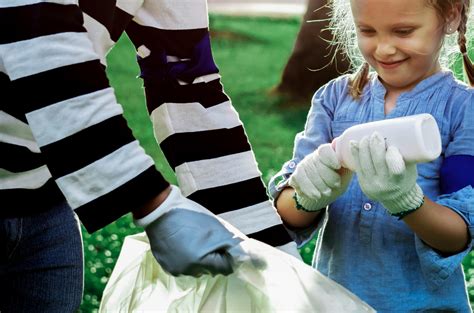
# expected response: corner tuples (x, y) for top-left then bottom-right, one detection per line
(0, 201), (83, 313)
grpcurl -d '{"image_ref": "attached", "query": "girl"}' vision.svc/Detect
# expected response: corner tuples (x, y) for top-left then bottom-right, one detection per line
(269, 0), (474, 311)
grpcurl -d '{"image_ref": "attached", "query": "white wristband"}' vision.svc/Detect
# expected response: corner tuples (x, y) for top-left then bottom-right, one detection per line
(134, 185), (179, 228)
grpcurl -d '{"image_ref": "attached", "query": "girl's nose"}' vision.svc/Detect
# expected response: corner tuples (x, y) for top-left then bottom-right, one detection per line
(375, 40), (397, 57)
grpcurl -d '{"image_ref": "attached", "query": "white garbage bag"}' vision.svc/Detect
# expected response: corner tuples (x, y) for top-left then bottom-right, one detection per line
(99, 232), (375, 313)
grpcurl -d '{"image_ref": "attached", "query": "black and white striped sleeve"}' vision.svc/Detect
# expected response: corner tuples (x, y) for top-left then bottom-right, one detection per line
(124, 0), (294, 248)
(0, 0), (169, 232)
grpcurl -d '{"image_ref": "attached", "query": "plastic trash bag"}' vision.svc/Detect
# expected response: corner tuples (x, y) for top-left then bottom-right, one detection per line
(99, 232), (375, 313)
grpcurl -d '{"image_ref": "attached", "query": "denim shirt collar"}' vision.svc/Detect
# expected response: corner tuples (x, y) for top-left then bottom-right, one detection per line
(369, 70), (453, 101)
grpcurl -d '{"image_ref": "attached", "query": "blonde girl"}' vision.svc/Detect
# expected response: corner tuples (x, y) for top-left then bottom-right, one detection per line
(269, 0), (474, 311)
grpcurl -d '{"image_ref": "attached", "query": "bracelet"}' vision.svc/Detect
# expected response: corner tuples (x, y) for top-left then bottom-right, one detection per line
(392, 196), (425, 220)
(292, 192), (314, 213)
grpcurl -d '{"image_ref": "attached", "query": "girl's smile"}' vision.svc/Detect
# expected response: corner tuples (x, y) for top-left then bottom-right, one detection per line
(376, 58), (410, 69)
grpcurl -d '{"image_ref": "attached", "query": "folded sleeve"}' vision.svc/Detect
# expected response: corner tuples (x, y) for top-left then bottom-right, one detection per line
(440, 89), (474, 194)
(415, 186), (474, 289)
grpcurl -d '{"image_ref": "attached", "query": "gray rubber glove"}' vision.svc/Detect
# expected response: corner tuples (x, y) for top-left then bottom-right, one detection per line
(289, 143), (353, 211)
(350, 132), (424, 217)
(135, 185), (247, 277)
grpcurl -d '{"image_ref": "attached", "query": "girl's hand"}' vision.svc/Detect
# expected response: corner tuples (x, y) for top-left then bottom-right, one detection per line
(289, 143), (353, 212)
(350, 132), (424, 217)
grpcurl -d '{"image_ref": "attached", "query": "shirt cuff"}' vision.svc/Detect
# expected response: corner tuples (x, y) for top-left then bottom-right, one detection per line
(415, 235), (472, 290)
(268, 159), (299, 200)
(415, 186), (474, 290)
(284, 210), (326, 248)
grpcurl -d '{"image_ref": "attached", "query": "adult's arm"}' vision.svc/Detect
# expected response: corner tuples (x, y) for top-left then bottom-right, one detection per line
(124, 0), (296, 250)
(0, 0), (169, 232)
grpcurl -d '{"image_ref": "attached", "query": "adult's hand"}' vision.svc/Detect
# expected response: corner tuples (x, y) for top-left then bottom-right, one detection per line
(135, 185), (247, 276)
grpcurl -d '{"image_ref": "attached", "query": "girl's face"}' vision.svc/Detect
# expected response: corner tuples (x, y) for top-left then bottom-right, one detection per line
(351, 0), (445, 94)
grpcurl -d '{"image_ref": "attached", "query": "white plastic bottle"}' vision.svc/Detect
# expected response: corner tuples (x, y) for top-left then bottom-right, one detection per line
(332, 113), (442, 171)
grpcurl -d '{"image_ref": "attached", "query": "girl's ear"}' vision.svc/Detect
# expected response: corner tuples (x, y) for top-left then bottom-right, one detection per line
(446, 2), (462, 34)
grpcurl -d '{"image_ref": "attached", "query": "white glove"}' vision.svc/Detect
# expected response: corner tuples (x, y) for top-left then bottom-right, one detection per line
(135, 185), (248, 276)
(289, 143), (353, 212)
(350, 132), (424, 217)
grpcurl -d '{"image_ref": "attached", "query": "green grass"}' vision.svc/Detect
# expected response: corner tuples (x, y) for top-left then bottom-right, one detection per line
(80, 15), (474, 312)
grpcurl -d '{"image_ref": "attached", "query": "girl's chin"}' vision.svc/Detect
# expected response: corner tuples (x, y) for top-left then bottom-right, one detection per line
(378, 76), (417, 92)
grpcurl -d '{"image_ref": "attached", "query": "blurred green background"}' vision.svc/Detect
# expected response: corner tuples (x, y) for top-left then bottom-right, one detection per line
(79, 15), (474, 312)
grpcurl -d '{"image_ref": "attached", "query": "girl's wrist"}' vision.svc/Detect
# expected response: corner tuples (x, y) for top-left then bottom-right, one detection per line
(392, 196), (425, 220)
(293, 191), (325, 212)
(383, 184), (424, 216)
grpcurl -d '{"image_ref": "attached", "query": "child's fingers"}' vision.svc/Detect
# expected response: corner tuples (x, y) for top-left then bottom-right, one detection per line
(318, 143), (341, 170)
(385, 146), (406, 175)
(309, 165), (333, 196)
(315, 159), (342, 189)
(350, 140), (362, 172)
(369, 132), (388, 175)
(358, 135), (376, 176)
(290, 168), (322, 200)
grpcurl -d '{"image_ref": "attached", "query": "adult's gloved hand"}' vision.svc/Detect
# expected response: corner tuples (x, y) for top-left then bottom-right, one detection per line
(289, 143), (353, 212)
(350, 132), (424, 217)
(134, 185), (247, 277)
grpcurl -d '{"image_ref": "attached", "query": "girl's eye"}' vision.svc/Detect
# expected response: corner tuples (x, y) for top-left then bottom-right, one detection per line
(395, 28), (414, 36)
(359, 28), (375, 34)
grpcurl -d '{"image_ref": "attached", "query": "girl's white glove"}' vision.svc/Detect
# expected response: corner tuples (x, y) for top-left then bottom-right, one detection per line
(289, 143), (353, 211)
(350, 132), (424, 217)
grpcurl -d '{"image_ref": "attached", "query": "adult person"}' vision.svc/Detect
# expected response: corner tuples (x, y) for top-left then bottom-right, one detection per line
(0, 0), (297, 312)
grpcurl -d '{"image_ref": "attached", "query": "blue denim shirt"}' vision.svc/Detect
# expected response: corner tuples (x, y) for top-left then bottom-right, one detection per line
(269, 71), (474, 312)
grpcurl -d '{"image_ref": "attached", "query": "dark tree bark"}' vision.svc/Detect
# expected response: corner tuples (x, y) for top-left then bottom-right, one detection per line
(275, 0), (350, 104)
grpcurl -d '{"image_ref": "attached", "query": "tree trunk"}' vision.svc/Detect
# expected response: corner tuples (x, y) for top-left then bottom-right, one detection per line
(275, 0), (350, 104)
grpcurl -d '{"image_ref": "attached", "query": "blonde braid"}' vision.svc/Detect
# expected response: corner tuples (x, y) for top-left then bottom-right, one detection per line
(458, 1), (474, 85)
(349, 62), (370, 100)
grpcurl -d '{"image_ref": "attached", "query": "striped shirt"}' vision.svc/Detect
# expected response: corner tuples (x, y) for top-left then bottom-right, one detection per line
(0, 0), (292, 247)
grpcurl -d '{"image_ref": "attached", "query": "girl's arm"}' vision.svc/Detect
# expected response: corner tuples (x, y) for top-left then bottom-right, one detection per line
(276, 187), (322, 228)
(275, 144), (353, 228)
(403, 198), (469, 254)
(351, 132), (470, 255)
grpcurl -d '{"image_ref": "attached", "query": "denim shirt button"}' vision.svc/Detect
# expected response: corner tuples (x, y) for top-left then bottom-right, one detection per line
(288, 161), (296, 169)
(363, 203), (372, 211)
